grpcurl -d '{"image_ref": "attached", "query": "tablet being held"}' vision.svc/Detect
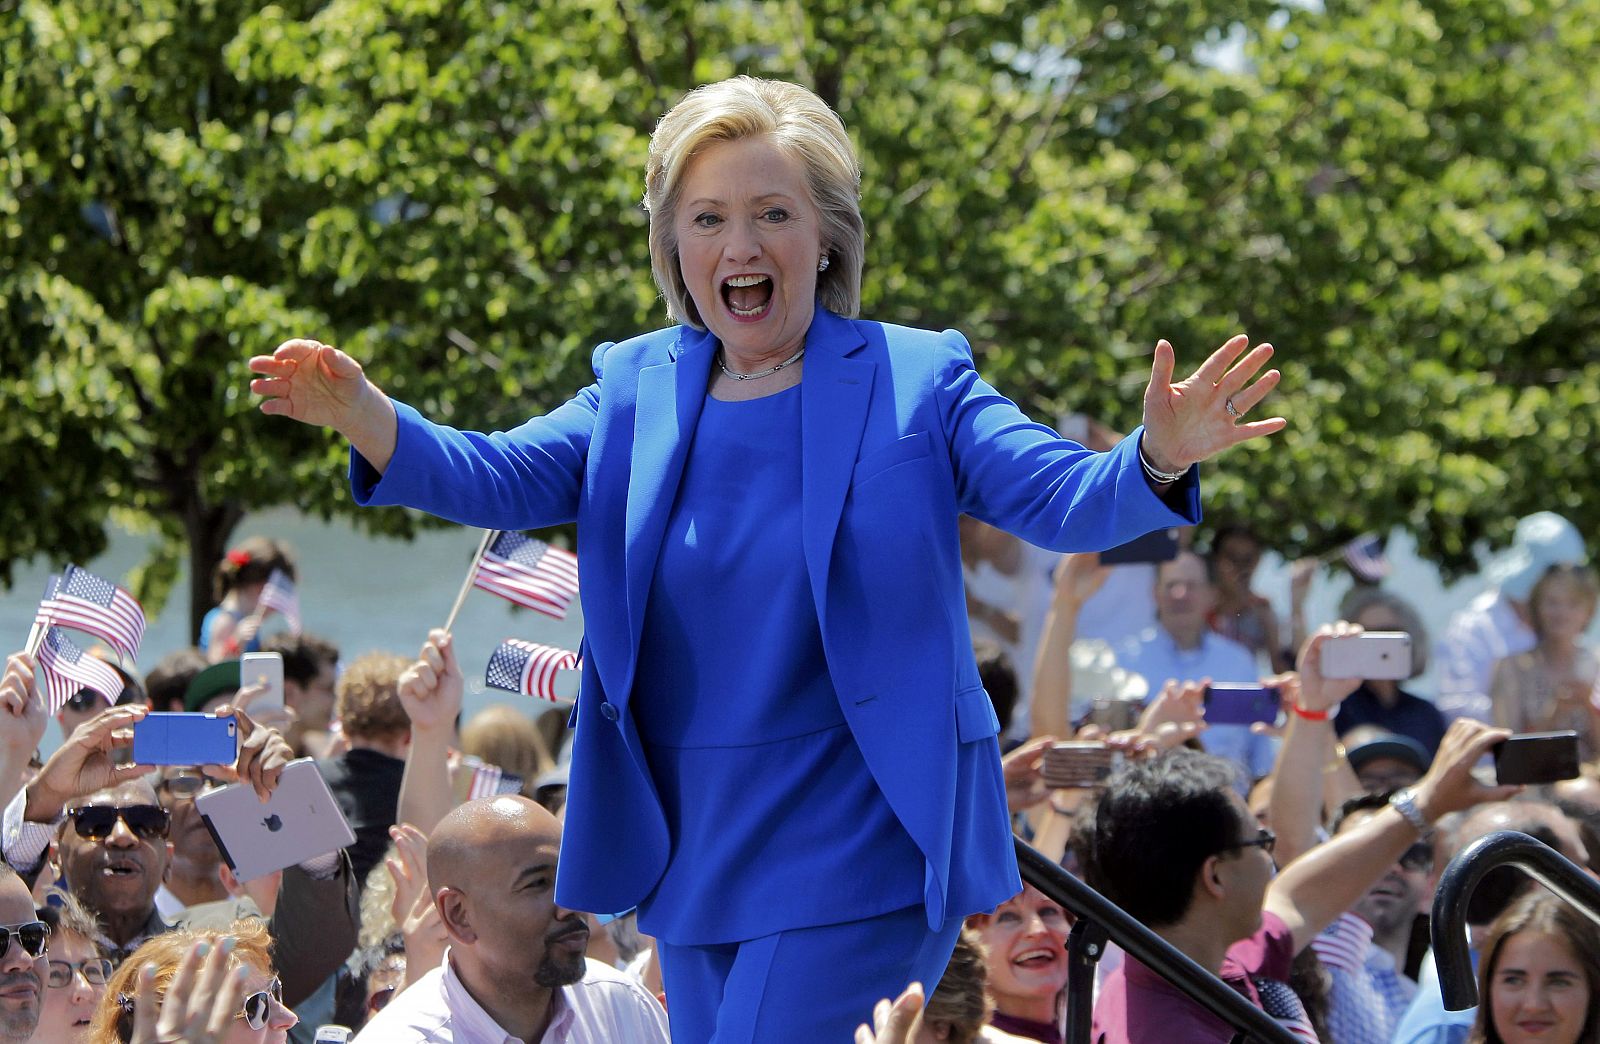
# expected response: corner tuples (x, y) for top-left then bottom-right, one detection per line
(195, 758), (356, 881)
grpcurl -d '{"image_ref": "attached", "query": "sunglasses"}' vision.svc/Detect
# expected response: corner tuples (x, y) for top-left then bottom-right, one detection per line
(239, 977), (284, 1030)
(66, 804), (171, 842)
(64, 689), (107, 713)
(1224, 827), (1277, 856)
(0, 921), (50, 961)
(117, 975), (283, 1031)
(47, 957), (113, 989)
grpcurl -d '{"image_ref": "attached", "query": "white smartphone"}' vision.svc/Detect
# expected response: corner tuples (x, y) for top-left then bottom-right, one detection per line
(240, 651), (284, 710)
(1321, 631), (1413, 680)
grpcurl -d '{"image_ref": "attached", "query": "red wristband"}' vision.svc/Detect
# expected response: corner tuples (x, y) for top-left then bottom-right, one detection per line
(1290, 702), (1331, 721)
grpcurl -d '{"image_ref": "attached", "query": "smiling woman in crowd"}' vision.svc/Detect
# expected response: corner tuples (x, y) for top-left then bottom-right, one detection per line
(1469, 890), (1600, 1044)
(252, 75), (1283, 1040)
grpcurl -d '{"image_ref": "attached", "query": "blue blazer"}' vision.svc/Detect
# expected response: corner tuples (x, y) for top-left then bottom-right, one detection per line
(353, 307), (1200, 928)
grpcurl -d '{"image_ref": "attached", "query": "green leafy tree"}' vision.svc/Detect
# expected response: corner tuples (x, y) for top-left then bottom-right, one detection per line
(4, 0), (1597, 636)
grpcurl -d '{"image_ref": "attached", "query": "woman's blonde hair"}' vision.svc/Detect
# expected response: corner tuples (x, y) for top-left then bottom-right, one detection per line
(89, 920), (275, 1043)
(461, 704), (556, 788)
(644, 76), (864, 327)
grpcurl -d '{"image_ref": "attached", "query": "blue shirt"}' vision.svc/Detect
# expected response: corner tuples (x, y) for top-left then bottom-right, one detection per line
(1334, 683), (1448, 756)
(1393, 947), (1477, 1044)
(630, 386), (921, 944)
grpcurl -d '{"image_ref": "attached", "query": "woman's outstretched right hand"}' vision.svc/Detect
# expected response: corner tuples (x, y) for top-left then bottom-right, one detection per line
(250, 339), (398, 470)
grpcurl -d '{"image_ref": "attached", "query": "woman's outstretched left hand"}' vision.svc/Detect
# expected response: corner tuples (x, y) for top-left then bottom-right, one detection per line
(1139, 334), (1285, 474)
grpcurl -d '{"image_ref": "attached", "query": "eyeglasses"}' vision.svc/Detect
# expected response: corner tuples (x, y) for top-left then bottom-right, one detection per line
(0, 921), (50, 961)
(1223, 828), (1277, 856)
(158, 771), (222, 801)
(46, 957), (113, 989)
(1399, 840), (1434, 873)
(239, 977), (284, 1030)
(367, 984), (397, 1014)
(65, 804), (171, 842)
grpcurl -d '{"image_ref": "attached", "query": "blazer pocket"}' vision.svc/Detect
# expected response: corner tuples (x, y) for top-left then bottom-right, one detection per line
(954, 685), (1001, 743)
(851, 431), (932, 488)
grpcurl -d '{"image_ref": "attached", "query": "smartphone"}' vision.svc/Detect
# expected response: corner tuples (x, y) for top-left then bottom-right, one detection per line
(1321, 632), (1413, 680)
(1100, 528), (1181, 566)
(1041, 742), (1119, 789)
(1203, 683), (1282, 726)
(1494, 731), (1581, 786)
(132, 713), (238, 766)
(240, 652), (285, 711)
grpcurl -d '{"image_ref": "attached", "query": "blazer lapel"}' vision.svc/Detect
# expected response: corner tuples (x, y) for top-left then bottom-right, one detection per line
(619, 326), (716, 708)
(801, 311), (873, 631)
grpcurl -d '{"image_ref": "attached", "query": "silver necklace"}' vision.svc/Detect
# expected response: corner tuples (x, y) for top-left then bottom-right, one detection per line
(717, 346), (806, 381)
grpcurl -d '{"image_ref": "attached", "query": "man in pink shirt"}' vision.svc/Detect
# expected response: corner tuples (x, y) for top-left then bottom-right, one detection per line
(1086, 632), (1516, 1043)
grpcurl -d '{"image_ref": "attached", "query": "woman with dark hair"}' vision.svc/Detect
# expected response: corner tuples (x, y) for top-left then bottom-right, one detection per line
(201, 536), (298, 661)
(1469, 890), (1600, 1044)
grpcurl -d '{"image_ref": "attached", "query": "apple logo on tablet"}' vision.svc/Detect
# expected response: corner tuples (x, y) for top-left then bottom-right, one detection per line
(262, 815), (283, 832)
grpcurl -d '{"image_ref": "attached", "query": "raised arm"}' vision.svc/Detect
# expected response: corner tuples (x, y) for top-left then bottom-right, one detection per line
(1266, 626), (1361, 867)
(396, 629), (463, 837)
(1030, 553), (1109, 740)
(1265, 717), (1520, 953)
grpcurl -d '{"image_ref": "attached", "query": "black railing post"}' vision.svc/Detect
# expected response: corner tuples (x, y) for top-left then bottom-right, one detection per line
(1014, 838), (1298, 1044)
(1064, 917), (1109, 1044)
(1431, 829), (1600, 1010)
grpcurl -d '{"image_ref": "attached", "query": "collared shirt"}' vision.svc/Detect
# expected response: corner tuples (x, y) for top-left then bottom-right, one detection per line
(1310, 911), (1416, 1044)
(1118, 627), (1277, 784)
(1093, 911), (1318, 1043)
(1393, 948), (1478, 1044)
(353, 952), (670, 1044)
(1435, 590), (1534, 722)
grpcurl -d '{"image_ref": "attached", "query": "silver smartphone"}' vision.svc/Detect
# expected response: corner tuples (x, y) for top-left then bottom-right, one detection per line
(1321, 632), (1412, 680)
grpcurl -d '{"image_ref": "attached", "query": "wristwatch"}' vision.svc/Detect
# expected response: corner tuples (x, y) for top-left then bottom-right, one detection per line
(1389, 786), (1430, 833)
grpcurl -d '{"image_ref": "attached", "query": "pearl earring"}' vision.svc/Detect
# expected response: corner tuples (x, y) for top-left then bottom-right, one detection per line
(818, 254), (830, 272)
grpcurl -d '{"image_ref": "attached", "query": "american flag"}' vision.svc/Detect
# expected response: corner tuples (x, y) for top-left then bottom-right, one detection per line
(1341, 533), (1390, 584)
(36, 628), (126, 713)
(466, 760), (526, 801)
(237, 569), (301, 643)
(472, 532), (580, 619)
(34, 566), (146, 663)
(484, 639), (579, 703)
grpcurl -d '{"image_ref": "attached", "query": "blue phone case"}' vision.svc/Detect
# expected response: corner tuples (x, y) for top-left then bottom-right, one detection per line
(1203, 684), (1281, 726)
(132, 714), (238, 766)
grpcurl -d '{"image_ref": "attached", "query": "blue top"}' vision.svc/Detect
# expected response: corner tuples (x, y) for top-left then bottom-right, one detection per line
(1334, 683), (1448, 756)
(631, 386), (921, 944)
(198, 605), (261, 655)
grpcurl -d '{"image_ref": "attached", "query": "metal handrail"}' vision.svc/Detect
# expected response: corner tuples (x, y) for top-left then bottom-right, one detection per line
(1014, 838), (1299, 1044)
(1430, 829), (1600, 1010)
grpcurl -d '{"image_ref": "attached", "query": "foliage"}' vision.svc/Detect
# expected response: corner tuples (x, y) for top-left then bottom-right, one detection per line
(3, 0), (1597, 633)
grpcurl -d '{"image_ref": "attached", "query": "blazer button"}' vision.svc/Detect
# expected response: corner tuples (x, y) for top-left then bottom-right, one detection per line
(599, 701), (620, 722)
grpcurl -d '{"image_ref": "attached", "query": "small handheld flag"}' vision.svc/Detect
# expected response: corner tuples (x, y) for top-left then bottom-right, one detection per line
(36, 628), (126, 713)
(484, 639), (579, 703)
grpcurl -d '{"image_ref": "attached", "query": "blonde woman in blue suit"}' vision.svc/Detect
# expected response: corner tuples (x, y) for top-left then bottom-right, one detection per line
(251, 76), (1284, 1043)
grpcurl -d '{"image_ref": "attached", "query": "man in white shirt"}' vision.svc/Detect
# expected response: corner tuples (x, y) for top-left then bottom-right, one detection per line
(355, 794), (669, 1043)
(1119, 551), (1274, 784)
(1434, 512), (1586, 721)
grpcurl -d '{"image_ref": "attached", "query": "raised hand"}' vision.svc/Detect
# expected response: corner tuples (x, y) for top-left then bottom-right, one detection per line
(398, 629), (464, 736)
(0, 652), (48, 759)
(1140, 334), (1285, 473)
(27, 705), (149, 821)
(854, 983), (925, 1044)
(128, 938), (250, 1044)
(249, 339), (373, 429)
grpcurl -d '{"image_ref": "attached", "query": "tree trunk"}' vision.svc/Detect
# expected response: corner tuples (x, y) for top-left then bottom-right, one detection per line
(181, 495), (244, 646)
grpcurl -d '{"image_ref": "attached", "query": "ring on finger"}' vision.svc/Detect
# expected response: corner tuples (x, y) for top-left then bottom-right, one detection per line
(1224, 397), (1240, 418)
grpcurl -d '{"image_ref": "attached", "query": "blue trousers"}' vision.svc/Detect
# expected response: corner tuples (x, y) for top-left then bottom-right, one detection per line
(655, 905), (963, 1044)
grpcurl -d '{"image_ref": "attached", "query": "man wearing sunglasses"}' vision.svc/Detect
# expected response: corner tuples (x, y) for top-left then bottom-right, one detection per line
(1086, 629), (1522, 1044)
(0, 866), (45, 1042)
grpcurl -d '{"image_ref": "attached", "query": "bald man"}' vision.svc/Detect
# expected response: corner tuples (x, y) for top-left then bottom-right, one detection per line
(354, 795), (669, 1042)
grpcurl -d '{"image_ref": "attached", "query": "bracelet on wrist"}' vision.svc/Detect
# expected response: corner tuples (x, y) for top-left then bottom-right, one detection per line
(1136, 438), (1191, 485)
(1290, 702), (1331, 722)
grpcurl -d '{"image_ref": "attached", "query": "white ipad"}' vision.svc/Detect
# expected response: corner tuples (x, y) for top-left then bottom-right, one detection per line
(194, 758), (355, 882)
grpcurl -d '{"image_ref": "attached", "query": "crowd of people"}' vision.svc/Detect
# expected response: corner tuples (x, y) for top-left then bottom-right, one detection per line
(10, 71), (1597, 1044)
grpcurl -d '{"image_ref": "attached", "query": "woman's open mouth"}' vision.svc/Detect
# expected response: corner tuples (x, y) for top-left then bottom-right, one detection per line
(721, 274), (773, 320)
